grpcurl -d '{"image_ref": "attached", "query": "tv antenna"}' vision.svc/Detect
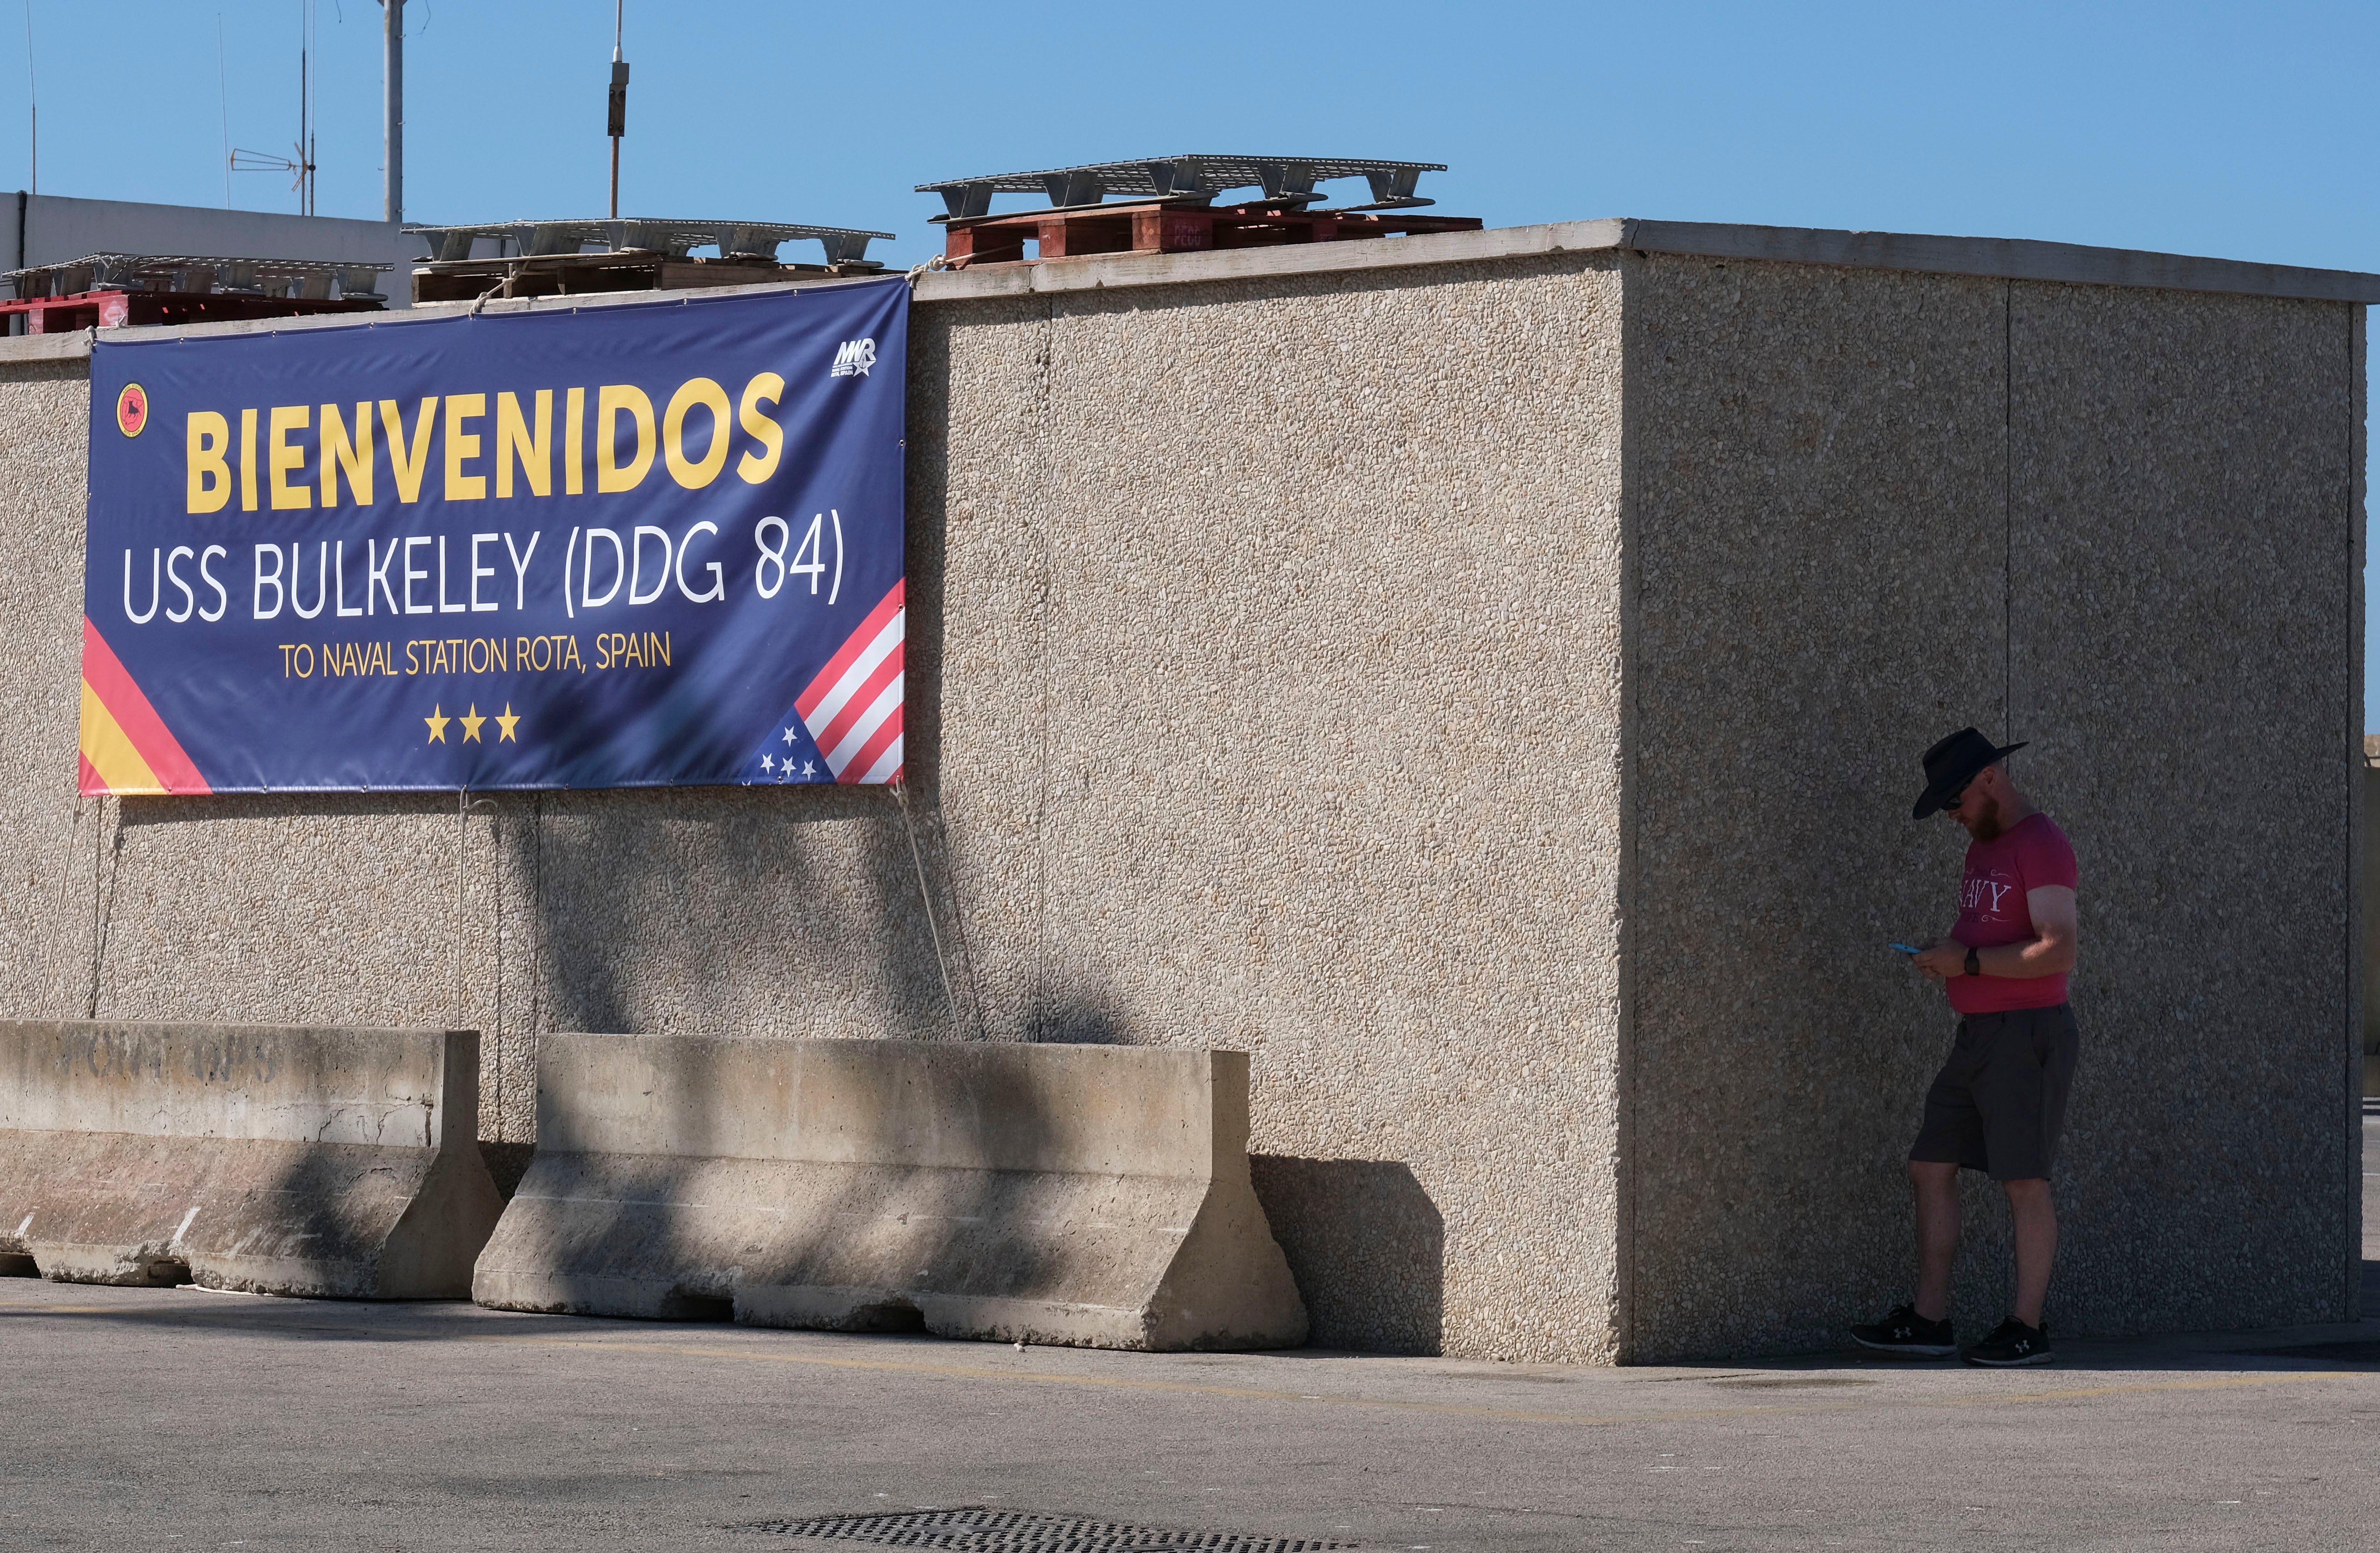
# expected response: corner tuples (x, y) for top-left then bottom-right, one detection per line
(232, 0), (319, 214)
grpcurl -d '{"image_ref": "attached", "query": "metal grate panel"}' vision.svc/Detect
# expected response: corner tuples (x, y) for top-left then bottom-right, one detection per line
(404, 217), (894, 266)
(914, 155), (1445, 218)
(3, 252), (389, 301)
(743, 1506), (1356, 1551)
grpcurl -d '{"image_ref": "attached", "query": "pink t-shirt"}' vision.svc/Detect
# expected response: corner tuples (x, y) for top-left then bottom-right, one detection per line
(1949, 812), (2077, 1014)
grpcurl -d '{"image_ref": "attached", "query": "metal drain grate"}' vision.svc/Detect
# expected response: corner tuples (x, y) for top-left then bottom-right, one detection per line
(742, 1506), (1355, 1551)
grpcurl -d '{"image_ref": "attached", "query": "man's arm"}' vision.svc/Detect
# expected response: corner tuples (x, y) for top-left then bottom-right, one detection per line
(1986, 885), (2076, 977)
(1913, 887), (2076, 981)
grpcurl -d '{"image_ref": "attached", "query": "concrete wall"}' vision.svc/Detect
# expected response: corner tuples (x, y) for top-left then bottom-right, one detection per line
(1622, 256), (2364, 1357)
(0, 245), (1630, 1361)
(912, 260), (1631, 1361)
(2006, 283), (2361, 1338)
(476, 1036), (1307, 1348)
(1621, 257), (2014, 1358)
(0, 219), (2361, 1361)
(0, 1020), (500, 1296)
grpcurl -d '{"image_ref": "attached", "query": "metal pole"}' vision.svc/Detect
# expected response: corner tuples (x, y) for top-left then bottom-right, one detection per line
(381, 0), (404, 223)
(606, 0), (626, 220)
(299, 5), (309, 217)
(23, 0), (35, 197)
(218, 18), (231, 208)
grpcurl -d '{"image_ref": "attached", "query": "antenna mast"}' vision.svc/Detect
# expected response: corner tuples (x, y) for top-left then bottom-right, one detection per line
(381, 0), (404, 222)
(23, 0), (34, 197)
(230, 2), (320, 212)
(299, 0), (313, 216)
(606, 0), (628, 220)
(217, 16), (231, 207)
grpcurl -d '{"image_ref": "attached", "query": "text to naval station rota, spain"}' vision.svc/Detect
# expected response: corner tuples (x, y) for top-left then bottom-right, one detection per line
(80, 280), (908, 794)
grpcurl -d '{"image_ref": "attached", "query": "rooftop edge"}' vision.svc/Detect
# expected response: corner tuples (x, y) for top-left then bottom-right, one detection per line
(4, 217), (2373, 360)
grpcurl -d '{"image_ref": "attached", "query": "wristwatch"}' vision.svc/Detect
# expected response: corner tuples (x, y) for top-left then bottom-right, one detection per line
(1964, 947), (1981, 978)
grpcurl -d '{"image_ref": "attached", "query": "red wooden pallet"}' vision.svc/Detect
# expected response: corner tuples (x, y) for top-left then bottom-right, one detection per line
(0, 289), (383, 334)
(942, 199), (1483, 266)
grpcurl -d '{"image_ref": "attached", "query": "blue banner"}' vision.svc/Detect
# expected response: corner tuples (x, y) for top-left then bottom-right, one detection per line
(81, 279), (908, 794)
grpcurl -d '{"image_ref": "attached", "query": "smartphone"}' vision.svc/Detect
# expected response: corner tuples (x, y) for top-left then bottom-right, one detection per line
(1888, 942), (1920, 955)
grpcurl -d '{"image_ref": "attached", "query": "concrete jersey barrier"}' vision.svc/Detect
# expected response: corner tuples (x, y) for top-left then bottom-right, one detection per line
(472, 1035), (1310, 1350)
(0, 1021), (502, 1296)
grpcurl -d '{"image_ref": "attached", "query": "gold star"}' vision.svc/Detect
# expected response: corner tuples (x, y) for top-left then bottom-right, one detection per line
(424, 704), (450, 743)
(460, 703), (486, 742)
(495, 703), (520, 742)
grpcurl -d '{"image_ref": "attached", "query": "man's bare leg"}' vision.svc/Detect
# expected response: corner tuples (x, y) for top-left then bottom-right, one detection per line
(2003, 1178), (2056, 1326)
(1909, 1160), (1961, 1321)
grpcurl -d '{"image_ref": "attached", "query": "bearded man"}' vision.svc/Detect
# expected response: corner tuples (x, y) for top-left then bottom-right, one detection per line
(1852, 727), (2079, 1367)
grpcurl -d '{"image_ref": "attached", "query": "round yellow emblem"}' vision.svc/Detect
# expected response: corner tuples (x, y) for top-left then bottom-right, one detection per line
(116, 383), (150, 438)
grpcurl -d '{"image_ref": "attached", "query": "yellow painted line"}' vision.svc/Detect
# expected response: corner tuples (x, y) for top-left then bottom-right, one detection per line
(0, 1296), (2361, 1429)
(0, 1304), (129, 1314)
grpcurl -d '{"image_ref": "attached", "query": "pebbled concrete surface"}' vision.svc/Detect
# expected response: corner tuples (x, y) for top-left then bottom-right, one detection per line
(2005, 285), (2360, 1343)
(0, 1266), (2374, 1553)
(1622, 255), (2010, 1361)
(1620, 257), (2362, 1359)
(0, 237), (2359, 1369)
(0, 255), (1632, 1364)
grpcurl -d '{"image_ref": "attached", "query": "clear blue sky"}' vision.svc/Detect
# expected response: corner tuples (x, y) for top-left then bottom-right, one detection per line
(9, 0), (2379, 722)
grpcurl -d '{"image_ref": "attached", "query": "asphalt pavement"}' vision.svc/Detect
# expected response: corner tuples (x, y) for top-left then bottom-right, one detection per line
(0, 1109), (2371, 1553)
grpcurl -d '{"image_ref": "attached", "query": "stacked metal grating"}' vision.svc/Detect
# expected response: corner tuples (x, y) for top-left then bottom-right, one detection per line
(915, 154), (1445, 218)
(400, 217), (900, 306)
(3, 253), (390, 303)
(404, 218), (894, 268)
(914, 153), (1477, 267)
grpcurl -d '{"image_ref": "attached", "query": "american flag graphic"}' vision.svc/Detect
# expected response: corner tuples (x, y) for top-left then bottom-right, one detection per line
(796, 580), (905, 783)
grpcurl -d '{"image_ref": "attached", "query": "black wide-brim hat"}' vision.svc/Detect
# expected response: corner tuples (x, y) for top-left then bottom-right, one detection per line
(1911, 726), (2027, 818)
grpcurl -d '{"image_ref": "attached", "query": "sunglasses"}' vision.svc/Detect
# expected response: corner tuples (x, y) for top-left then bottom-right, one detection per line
(1942, 780), (1976, 815)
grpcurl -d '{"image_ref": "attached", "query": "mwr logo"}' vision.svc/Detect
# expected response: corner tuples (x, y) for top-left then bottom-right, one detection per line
(830, 338), (876, 379)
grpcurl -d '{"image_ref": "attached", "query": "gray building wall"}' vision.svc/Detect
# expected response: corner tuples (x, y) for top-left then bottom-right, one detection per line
(1622, 257), (2016, 1359)
(1621, 256), (2365, 1360)
(5, 193), (419, 306)
(0, 220), (2362, 1361)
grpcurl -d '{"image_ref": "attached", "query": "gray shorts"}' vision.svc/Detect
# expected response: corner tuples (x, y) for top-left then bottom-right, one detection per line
(1908, 1003), (2079, 1182)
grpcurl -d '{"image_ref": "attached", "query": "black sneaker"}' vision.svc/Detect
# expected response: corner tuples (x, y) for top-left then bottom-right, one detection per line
(1963, 1316), (2054, 1366)
(1849, 1303), (1956, 1356)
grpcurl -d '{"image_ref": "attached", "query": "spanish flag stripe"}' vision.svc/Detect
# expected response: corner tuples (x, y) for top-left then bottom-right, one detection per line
(80, 681), (162, 795)
(79, 617), (210, 794)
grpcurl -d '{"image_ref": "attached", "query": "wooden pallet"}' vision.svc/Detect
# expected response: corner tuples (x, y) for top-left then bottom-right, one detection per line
(942, 198), (1484, 266)
(0, 290), (382, 334)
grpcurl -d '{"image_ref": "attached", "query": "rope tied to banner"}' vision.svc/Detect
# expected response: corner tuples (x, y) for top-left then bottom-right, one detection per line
(39, 793), (84, 1019)
(454, 792), (500, 1075)
(890, 778), (972, 1035)
(903, 255), (950, 288)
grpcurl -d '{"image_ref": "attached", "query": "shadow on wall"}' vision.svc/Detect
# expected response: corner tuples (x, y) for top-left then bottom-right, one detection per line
(478, 1141), (536, 1200)
(522, 785), (941, 1045)
(1250, 1155), (1442, 1355)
